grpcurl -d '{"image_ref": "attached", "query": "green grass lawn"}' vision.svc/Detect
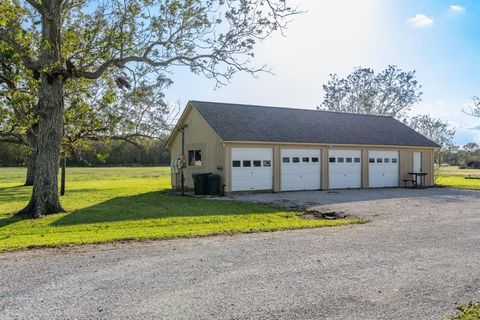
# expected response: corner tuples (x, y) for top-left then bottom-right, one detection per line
(0, 167), (364, 251)
(436, 166), (480, 190)
(457, 303), (480, 320)
(446, 302), (480, 320)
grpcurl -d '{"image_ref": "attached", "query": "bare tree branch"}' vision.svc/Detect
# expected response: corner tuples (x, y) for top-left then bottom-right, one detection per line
(463, 96), (480, 117)
(73, 52), (253, 80)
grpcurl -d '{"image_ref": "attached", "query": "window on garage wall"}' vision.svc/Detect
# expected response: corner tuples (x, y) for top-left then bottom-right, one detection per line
(243, 160), (251, 167)
(292, 157), (300, 163)
(232, 160), (241, 167)
(354, 158), (361, 163)
(253, 160), (262, 167)
(329, 157), (336, 163)
(282, 157), (290, 163)
(302, 157), (309, 163)
(376, 158), (383, 163)
(188, 150), (202, 166)
(369, 158), (375, 163)
(263, 160), (271, 167)
(312, 157), (319, 163)
(346, 157), (352, 163)
(392, 158), (398, 163)
(338, 157), (344, 163)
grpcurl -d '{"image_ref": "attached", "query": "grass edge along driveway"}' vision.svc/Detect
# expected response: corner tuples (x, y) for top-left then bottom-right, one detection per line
(0, 167), (365, 252)
(445, 302), (480, 320)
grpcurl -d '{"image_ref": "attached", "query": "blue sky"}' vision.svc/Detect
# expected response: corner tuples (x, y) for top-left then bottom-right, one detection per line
(165, 0), (480, 145)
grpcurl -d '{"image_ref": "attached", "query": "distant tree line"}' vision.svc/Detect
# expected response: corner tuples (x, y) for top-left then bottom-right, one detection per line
(441, 143), (480, 168)
(0, 138), (170, 167)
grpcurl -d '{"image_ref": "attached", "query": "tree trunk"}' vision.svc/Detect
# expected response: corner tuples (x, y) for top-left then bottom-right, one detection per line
(17, 0), (65, 218)
(24, 157), (35, 186)
(24, 125), (38, 186)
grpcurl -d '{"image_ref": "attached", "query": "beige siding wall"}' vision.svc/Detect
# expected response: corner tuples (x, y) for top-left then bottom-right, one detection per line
(273, 146), (281, 192)
(421, 150), (435, 186)
(223, 142), (436, 192)
(169, 106), (225, 189)
(361, 148), (369, 188)
(321, 146), (329, 190)
(398, 149), (435, 186)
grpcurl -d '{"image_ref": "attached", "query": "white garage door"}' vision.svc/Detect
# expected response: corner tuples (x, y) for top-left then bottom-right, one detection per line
(231, 148), (273, 191)
(281, 149), (321, 191)
(368, 151), (399, 188)
(328, 150), (362, 189)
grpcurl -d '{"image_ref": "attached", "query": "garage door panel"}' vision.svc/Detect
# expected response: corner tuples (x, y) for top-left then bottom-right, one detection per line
(368, 151), (399, 188)
(231, 148), (273, 191)
(328, 150), (362, 189)
(281, 149), (321, 191)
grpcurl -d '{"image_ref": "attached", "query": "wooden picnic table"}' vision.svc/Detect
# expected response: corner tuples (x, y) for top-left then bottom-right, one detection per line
(408, 172), (428, 188)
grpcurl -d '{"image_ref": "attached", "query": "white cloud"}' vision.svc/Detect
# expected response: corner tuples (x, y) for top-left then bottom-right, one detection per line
(449, 5), (465, 14)
(407, 14), (434, 27)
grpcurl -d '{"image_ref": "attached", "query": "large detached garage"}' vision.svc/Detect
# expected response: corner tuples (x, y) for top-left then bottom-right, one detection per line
(166, 101), (439, 192)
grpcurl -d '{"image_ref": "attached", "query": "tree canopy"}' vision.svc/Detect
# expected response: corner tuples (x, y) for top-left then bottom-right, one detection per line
(320, 65), (456, 152)
(405, 114), (455, 149)
(321, 65), (422, 119)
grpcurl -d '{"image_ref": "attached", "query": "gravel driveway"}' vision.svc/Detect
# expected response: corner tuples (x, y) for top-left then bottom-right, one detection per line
(1, 188), (479, 320)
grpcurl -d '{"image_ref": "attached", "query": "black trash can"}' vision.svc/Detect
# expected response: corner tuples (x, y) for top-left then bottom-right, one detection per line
(207, 174), (220, 196)
(192, 173), (211, 195)
(192, 173), (200, 195)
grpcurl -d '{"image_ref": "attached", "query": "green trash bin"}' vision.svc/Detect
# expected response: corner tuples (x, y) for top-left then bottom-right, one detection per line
(192, 173), (200, 195)
(207, 174), (220, 196)
(192, 173), (211, 195)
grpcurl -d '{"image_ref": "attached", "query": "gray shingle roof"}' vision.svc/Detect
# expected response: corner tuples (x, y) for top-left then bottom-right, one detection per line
(190, 101), (440, 148)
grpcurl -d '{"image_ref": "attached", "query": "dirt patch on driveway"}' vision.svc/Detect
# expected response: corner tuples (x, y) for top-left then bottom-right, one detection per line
(228, 187), (480, 220)
(300, 209), (349, 220)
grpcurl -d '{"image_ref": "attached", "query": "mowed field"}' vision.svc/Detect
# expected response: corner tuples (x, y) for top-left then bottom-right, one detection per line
(0, 167), (363, 251)
(436, 166), (480, 190)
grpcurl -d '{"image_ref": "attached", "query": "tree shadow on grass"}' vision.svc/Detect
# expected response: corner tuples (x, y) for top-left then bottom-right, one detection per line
(0, 186), (103, 206)
(0, 185), (31, 203)
(0, 215), (28, 229)
(52, 191), (279, 226)
(0, 185), (25, 190)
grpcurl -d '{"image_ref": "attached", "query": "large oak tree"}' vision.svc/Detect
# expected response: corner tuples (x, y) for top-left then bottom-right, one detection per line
(0, 0), (297, 218)
(321, 65), (422, 119)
